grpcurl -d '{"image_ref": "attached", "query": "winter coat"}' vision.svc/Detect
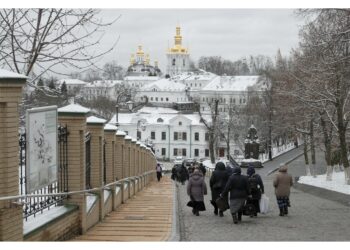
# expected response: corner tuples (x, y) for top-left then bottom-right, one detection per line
(210, 164), (229, 202)
(247, 174), (264, 200)
(222, 168), (250, 200)
(273, 166), (293, 197)
(178, 165), (189, 183)
(187, 171), (207, 201)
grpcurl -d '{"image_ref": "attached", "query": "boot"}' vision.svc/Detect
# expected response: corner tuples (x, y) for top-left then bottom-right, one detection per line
(238, 212), (242, 222)
(214, 207), (218, 216)
(279, 208), (284, 216)
(192, 208), (195, 215)
(232, 213), (238, 224)
(284, 207), (288, 215)
(195, 210), (199, 216)
(219, 210), (224, 217)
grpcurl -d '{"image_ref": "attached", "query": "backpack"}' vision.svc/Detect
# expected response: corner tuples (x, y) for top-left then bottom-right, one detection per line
(248, 174), (259, 193)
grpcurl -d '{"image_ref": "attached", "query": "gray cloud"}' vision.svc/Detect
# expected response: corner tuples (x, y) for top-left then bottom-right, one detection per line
(87, 9), (305, 73)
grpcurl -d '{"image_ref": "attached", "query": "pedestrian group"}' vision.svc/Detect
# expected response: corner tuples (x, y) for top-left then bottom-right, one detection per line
(172, 161), (293, 224)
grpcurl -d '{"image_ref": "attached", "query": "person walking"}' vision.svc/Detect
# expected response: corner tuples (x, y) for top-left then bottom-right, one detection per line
(199, 163), (207, 176)
(273, 164), (293, 216)
(221, 166), (250, 224)
(209, 162), (229, 217)
(156, 163), (162, 182)
(179, 162), (189, 185)
(187, 168), (207, 216)
(246, 165), (264, 217)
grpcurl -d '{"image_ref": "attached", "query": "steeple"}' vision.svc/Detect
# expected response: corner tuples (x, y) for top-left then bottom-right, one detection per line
(174, 26), (182, 46)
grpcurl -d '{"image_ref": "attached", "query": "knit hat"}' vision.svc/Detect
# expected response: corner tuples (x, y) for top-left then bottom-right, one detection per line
(247, 166), (255, 176)
(215, 161), (226, 171)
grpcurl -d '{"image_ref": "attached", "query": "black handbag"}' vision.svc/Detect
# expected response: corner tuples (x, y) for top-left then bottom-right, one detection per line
(243, 199), (256, 216)
(215, 197), (229, 211)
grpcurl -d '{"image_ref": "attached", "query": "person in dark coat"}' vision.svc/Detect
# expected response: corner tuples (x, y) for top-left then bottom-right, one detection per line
(221, 166), (251, 224)
(188, 163), (195, 175)
(226, 163), (234, 177)
(246, 165), (264, 217)
(187, 168), (207, 216)
(178, 162), (189, 185)
(210, 162), (229, 217)
(199, 163), (207, 176)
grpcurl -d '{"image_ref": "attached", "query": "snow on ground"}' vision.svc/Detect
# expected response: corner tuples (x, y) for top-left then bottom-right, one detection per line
(298, 172), (350, 195)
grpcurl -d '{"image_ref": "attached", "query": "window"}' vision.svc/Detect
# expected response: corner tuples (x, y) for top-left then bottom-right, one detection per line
(125, 131), (128, 135)
(157, 118), (164, 123)
(174, 132), (178, 140)
(179, 121), (182, 126)
(137, 131), (141, 140)
(182, 148), (187, 157)
(194, 132), (199, 141)
(205, 149), (209, 157)
(161, 97), (163, 101)
(205, 132), (209, 141)
(182, 132), (187, 141)
(162, 132), (166, 140)
(166, 97), (169, 101)
(162, 148), (166, 156)
(151, 131), (155, 140)
(155, 97), (158, 101)
(172, 58), (176, 66)
(194, 149), (199, 157)
(183, 59), (185, 67)
(151, 97), (153, 101)
(202, 97), (205, 102)
(174, 148), (178, 156)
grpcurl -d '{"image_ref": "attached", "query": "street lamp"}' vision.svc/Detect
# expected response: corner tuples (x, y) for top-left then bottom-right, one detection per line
(115, 104), (119, 127)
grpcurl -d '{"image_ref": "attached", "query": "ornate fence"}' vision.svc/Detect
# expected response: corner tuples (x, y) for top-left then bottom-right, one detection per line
(19, 125), (69, 220)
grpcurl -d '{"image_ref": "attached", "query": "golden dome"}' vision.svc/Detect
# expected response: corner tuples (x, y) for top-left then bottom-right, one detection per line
(168, 26), (188, 54)
(130, 54), (135, 65)
(136, 45), (144, 56)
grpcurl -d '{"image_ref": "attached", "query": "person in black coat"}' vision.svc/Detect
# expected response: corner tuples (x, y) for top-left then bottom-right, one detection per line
(199, 163), (207, 176)
(178, 162), (189, 185)
(246, 165), (264, 217)
(210, 162), (229, 217)
(221, 166), (251, 224)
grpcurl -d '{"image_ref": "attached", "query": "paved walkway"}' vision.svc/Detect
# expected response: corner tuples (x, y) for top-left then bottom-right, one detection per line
(177, 150), (350, 241)
(74, 176), (174, 241)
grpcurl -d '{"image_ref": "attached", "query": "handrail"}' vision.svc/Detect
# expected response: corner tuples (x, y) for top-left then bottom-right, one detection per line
(0, 170), (156, 202)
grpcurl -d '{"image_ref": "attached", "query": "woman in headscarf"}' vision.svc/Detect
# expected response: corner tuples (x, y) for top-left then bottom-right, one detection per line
(246, 165), (264, 217)
(273, 164), (293, 216)
(221, 167), (250, 224)
(187, 168), (207, 216)
(209, 162), (229, 217)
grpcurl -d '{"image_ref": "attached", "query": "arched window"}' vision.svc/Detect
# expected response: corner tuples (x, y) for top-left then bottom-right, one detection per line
(172, 58), (176, 66)
(157, 118), (164, 123)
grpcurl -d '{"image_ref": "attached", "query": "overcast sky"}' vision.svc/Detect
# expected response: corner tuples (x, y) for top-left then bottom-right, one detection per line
(97, 9), (305, 73)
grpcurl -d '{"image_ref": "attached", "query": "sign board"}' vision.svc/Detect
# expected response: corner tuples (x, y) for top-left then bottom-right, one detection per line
(26, 106), (58, 193)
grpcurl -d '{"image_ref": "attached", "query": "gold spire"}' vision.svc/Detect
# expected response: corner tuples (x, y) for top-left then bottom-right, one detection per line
(130, 54), (135, 65)
(145, 54), (150, 65)
(175, 26), (182, 46)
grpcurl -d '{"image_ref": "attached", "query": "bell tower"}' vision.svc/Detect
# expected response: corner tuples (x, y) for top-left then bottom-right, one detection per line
(166, 26), (190, 77)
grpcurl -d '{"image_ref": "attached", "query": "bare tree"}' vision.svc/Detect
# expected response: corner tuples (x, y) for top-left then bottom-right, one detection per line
(0, 9), (119, 94)
(102, 61), (124, 80)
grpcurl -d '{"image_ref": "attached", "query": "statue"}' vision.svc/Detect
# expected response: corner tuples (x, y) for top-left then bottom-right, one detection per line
(242, 124), (263, 168)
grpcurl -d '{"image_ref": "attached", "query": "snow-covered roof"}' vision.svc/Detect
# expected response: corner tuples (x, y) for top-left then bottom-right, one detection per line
(0, 69), (27, 79)
(202, 75), (261, 92)
(131, 138), (137, 143)
(109, 107), (211, 126)
(87, 115), (106, 124)
(141, 78), (186, 92)
(116, 130), (126, 136)
(57, 79), (88, 85)
(124, 76), (160, 81)
(104, 124), (118, 131)
(172, 70), (217, 82)
(124, 135), (132, 140)
(58, 103), (90, 114)
(84, 80), (122, 88)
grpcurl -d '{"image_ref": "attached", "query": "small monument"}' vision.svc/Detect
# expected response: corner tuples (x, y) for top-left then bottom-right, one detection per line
(241, 124), (263, 168)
